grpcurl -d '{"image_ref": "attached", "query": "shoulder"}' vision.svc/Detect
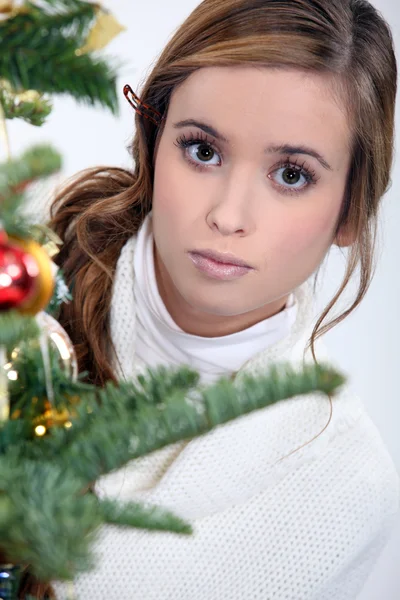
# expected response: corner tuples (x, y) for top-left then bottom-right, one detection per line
(241, 330), (399, 522)
(340, 404), (400, 520)
(285, 384), (400, 540)
(312, 338), (399, 518)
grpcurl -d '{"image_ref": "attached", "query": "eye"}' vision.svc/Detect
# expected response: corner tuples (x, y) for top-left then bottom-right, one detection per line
(174, 132), (222, 170)
(173, 135), (319, 195)
(268, 158), (318, 196)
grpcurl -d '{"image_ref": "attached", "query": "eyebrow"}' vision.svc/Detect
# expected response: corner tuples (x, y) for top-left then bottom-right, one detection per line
(173, 119), (333, 171)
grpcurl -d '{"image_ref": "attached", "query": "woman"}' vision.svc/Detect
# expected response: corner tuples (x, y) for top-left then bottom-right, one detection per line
(50, 0), (399, 598)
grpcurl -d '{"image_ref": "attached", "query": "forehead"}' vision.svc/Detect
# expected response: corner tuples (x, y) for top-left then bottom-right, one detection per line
(168, 66), (351, 161)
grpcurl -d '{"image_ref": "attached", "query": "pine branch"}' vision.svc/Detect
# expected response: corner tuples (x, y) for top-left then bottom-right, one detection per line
(0, 145), (62, 240)
(1, 2), (96, 49)
(27, 0), (97, 35)
(99, 498), (193, 535)
(0, 6), (119, 113)
(5, 47), (118, 114)
(1, 199), (37, 239)
(45, 268), (72, 317)
(4, 362), (346, 485)
(0, 90), (52, 126)
(0, 454), (193, 582)
(0, 456), (101, 581)
(0, 312), (39, 348)
(0, 145), (62, 199)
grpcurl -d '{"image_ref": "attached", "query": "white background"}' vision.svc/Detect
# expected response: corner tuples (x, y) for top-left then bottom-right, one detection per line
(9, 1), (400, 597)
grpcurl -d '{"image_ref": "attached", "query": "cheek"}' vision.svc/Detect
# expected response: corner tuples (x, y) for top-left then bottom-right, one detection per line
(268, 202), (340, 262)
(152, 149), (190, 219)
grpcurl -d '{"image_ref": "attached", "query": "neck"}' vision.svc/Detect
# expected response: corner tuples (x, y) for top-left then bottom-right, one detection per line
(154, 244), (289, 338)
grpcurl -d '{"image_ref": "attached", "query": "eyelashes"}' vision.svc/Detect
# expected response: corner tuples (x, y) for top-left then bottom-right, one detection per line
(173, 131), (320, 196)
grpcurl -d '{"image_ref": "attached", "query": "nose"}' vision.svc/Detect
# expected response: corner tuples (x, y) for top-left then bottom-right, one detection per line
(206, 165), (257, 236)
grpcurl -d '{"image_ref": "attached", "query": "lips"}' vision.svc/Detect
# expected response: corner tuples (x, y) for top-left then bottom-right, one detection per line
(188, 252), (253, 281)
(189, 249), (252, 268)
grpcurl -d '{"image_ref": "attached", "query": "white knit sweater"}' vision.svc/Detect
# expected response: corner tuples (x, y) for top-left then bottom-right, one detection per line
(54, 214), (400, 600)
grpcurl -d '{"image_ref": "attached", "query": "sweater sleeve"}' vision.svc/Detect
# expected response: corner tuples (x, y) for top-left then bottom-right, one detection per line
(310, 415), (400, 600)
(315, 514), (398, 599)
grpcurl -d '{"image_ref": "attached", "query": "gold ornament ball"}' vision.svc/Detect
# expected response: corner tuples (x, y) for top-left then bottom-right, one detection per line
(9, 237), (55, 315)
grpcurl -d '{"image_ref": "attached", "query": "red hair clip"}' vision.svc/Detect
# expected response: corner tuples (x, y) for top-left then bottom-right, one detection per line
(123, 84), (164, 127)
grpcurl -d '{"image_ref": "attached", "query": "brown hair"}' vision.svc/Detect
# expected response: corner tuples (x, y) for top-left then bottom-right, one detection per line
(50, 0), (397, 387)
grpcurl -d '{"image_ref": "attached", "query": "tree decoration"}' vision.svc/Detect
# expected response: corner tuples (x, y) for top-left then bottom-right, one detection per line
(0, 235), (54, 315)
(0, 80), (52, 127)
(77, 6), (126, 55)
(0, 235), (40, 311)
(0, 1), (15, 16)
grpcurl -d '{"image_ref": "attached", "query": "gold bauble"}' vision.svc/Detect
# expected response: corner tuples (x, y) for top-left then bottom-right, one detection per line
(9, 237), (55, 316)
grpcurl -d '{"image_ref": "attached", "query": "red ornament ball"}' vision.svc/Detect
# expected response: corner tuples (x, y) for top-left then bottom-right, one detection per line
(0, 240), (39, 310)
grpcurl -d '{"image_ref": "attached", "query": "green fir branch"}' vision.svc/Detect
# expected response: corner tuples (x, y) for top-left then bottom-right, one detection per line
(4, 362), (346, 484)
(0, 312), (39, 349)
(99, 498), (193, 535)
(0, 456), (101, 581)
(1, 202), (37, 239)
(0, 145), (62, 199)
(0, 419), (35, 456)
(0, 144), (61, 239)
(0, 454), (192, 582)
(0, 3), (119, 113)
(45, 268), (72, 317)
(1, 1), (97, 49)
(26, 0), (97, 35)
(0, 145), (61, 240)
(0, 91), (52, 126)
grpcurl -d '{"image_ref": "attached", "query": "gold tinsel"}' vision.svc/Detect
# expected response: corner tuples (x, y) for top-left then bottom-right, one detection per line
(0, 0), (27, 19)
(15, 89), (41, 104)
(0, 0), (13, 14)
(32, 396), (80, 436)
(31, 224), (63, 259)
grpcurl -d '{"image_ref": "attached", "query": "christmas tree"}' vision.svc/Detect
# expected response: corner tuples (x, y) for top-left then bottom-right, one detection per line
(0, 2), (347, 598)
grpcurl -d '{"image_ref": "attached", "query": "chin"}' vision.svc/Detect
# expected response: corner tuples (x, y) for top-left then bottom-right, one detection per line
(180, 285), (249, 317)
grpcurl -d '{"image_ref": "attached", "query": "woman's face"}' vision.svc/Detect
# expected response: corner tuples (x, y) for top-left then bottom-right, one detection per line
(151, 66), (353, 337)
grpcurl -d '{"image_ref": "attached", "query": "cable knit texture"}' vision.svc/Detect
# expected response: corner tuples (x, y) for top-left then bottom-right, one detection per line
(54, 213), (400, 600)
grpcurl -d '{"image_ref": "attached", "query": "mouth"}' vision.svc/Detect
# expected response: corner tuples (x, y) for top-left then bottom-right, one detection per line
(188, 249), (252, 268)
(188, 251), (254, 281)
